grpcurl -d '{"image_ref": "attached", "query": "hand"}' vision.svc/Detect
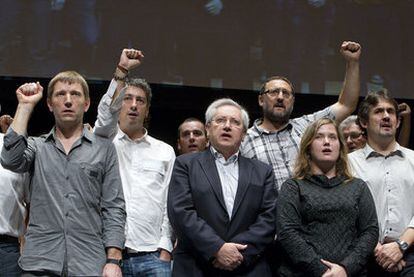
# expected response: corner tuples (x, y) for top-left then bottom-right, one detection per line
(213, 242), (247, 271)
(118, 48), (144, 72)
(158, 249), (172, 262)
(321, 259), (347, 277)
(387, 259), (406, 272)
(102, 263), (122, 277)
(0, 114), (13, 133)
(205, 0), (223, 16)
(376, 242), (403, 270)
(398, 103), (411, 119)
(16, 82), (43, 107)
(340, 41), (361, 62)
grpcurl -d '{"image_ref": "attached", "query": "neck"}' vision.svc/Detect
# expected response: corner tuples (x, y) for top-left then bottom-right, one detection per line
(367, 136), (397, 155)
(310, 162), (337, 178)
(122, 126), (146, 141)
(260, 117), (288, 132)
(55, 122), (83, 140)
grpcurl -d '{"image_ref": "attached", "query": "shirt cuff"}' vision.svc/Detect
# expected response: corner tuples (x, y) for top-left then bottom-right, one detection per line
(107, 79), (126, 113)
(158, 236), (173, 253)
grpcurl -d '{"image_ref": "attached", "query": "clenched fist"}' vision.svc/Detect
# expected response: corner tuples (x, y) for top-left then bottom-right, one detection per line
(16, 82), (43, 107)
(118, 48), (144, 72)
(340, 41), (361, 62)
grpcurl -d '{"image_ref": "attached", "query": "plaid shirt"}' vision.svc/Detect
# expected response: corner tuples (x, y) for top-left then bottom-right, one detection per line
(240, 106), (335, 190)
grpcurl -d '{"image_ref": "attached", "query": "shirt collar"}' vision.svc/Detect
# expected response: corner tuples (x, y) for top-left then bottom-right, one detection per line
(45, 126), (94, 143)
(252, 118), (293, 135)
(116, 127), (151, 144)
(210, 146), (239, 165)
(363, 143), (404, 159)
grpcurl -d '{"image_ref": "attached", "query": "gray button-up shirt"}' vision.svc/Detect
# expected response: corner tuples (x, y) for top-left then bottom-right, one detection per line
(1, 127), (126, 276)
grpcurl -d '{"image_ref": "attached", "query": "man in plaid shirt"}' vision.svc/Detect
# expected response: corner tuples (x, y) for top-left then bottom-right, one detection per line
(241, 41), (361, 190)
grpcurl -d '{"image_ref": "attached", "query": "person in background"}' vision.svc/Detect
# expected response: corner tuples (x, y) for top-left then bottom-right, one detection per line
(177, 117), (208, 155)
(277, 117), (378, 276)
(0, 110), (28, 277)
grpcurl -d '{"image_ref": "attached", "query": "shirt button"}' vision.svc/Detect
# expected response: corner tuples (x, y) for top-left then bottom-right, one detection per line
(389, 208), (392, 211)
(386, 172), (389, 175)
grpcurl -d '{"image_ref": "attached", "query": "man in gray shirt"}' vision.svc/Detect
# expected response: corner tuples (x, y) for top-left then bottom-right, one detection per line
(1, 71), (126, 276)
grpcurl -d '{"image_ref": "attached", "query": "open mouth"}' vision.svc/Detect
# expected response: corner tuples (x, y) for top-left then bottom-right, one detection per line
(221, 133), (232, 139)
(322, 148), (332, 154)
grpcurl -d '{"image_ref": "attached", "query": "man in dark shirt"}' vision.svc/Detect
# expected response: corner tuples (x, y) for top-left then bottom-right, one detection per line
(1, 72), (126, 276)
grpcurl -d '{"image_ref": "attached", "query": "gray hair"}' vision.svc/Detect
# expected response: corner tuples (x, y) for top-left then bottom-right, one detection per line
(205, 98), (250, 130)
(339, 115), (358, 131)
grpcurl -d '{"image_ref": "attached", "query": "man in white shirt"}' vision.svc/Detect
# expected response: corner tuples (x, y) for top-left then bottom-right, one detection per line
(348, 90), (414, 276)
(95, 49), (175, 276)
(0, 129), (28, 277)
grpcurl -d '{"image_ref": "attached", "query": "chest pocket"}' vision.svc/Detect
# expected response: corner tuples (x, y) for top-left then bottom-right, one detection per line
(80, 162), (104, 199)
(140, 160), (166, 187)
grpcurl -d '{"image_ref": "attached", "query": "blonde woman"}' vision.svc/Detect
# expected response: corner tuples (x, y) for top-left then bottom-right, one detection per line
(276, 118), (378, 277)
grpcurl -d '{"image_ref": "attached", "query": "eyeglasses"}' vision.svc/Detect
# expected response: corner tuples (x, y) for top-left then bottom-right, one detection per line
(262, 88), (293, 99)
(344, 132), (363, 140)
(212, 117), (242, 128)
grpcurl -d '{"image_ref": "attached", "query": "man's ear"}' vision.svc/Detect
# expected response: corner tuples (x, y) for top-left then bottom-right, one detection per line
(84, 98), (90, 112)
(47, 98), (53, 112)
(258, 94), (264, 107)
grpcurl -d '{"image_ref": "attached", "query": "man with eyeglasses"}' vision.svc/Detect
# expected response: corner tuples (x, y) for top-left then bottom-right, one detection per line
(94, 49), (175, 276)
(340, 115), (367, 152)
(168, 98), (277, 276)
(241, 41), (361, 191)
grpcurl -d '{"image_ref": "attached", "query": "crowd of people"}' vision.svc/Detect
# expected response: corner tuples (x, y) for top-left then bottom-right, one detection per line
(0, 40), (413, 277)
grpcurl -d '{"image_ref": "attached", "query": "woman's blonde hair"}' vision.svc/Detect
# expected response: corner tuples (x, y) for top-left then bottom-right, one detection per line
(293, 117), (353, 180)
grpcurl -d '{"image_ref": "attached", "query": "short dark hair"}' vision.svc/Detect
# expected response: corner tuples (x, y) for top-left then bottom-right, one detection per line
(177, 117), (205, 138)
(357, 89), (398, 129)
(259, 76), (295, 95)
(126, 77), (152, 106)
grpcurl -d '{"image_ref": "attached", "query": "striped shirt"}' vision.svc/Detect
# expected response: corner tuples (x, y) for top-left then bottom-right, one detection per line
(240, 106), (335, 190)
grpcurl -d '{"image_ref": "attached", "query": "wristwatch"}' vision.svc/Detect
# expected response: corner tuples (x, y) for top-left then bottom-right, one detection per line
(106, 258), (123, 267)
(396, 239), (409, 253)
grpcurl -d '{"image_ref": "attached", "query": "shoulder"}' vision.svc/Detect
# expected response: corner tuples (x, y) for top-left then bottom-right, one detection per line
(149, 135), (174, 149)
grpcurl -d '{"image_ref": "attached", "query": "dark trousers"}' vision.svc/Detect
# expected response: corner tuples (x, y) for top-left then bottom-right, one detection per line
(367, 247), (414, 277)
(0, 237), (21, 277)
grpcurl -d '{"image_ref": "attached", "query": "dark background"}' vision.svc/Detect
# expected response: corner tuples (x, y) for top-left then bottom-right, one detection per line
(0, 0), (413, 150)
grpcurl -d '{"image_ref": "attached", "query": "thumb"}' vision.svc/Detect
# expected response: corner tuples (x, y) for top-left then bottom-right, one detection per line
(321, 259), (333, 268)
(235, 243), (248, 250)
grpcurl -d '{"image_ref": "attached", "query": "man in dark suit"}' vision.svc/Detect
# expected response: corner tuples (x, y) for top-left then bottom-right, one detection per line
(168, 98), (277, 276)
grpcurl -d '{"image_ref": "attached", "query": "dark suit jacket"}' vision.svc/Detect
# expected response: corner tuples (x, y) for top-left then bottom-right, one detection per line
(168, 149), (277, 276)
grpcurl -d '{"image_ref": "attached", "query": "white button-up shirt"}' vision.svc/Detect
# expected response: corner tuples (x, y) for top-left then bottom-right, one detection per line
(94, 80), (175, 252)
(348, 143), (414, 242)
(0, 133), (28, 237)
(211, 147), (239, 218)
